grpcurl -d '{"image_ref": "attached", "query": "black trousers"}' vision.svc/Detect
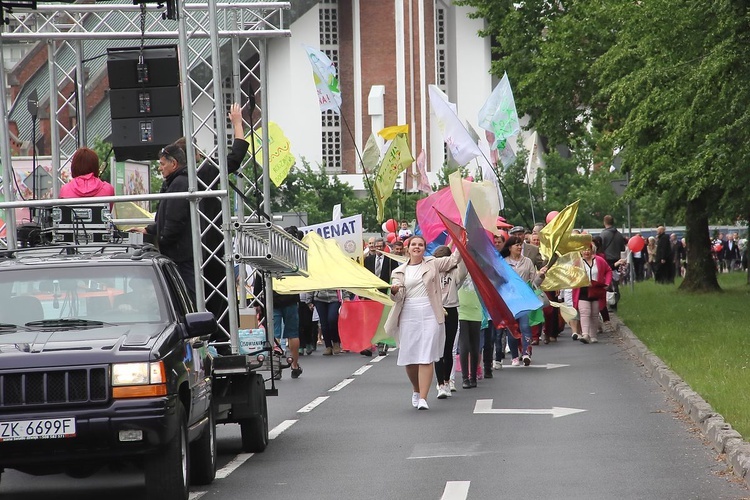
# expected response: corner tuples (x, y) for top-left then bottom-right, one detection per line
(435, 307), (458, 385)
(458, 320), (481, 381)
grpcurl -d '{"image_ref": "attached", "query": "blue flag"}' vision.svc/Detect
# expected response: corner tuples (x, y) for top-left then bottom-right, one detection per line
(464, 202), (542, 318)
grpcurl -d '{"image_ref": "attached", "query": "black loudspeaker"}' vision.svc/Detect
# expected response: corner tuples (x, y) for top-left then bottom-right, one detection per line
(107, 45), (183, 161)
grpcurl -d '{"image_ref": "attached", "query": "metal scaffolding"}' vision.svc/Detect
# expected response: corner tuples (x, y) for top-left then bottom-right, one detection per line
(0, 1), (293, 351)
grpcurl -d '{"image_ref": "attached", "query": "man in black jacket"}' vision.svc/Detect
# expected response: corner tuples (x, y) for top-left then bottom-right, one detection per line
(363, 237), (396, 355)
(364, 238), (397, 291)
(135, 144), (196, 301)
(600, 215), (626, 308)
(655, 225), (673, 284)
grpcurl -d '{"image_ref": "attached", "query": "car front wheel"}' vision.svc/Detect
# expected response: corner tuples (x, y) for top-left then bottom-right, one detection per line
(189, 408), (216, 485)
(145, 404), (189, 500)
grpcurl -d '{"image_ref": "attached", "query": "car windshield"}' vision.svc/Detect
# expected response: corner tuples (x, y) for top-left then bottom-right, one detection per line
(0, 265), (168, 326)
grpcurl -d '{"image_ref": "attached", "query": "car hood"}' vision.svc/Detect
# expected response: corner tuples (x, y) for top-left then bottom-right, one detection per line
(0, 323), (173, 369)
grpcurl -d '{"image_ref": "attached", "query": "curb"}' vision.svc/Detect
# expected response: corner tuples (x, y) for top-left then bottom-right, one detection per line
(612, 316), (750, 488)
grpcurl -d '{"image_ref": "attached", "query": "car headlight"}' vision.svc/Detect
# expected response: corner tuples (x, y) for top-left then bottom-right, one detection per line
(111, 361), (167, 398)
(112, 362), (165, 385)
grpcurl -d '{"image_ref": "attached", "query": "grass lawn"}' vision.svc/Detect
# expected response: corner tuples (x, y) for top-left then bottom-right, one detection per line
(617, 272), (750, 440)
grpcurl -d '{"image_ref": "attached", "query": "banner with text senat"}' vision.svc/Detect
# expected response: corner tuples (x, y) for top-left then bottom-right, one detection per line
(300, 214), (364, 264)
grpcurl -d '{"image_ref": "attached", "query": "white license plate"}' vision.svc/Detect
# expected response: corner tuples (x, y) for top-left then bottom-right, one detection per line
(0, 418), (76, 442)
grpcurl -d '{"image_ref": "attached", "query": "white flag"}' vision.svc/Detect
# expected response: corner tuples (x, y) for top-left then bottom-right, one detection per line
(428, 85), (482, 166)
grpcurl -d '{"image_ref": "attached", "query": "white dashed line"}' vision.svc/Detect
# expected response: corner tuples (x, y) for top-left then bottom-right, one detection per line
(370, 355), (386, 363)
(440, 481), (470, 500)
(352, 364), (372, 376)
(189, 492), (207, 500)
(269, 419), (297, 439)
(329, 378), (355, 392)
(298, 396), (329, 413)
(216, 453), (254, 479)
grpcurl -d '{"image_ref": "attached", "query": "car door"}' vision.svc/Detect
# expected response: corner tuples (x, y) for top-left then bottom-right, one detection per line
(162, 262), (211, 423)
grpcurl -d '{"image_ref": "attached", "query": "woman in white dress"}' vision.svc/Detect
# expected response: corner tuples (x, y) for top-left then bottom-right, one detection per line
(384, 236), (461, 410)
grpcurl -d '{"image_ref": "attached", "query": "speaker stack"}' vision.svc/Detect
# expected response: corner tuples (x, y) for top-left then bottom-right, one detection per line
(106, 45), (183, 161)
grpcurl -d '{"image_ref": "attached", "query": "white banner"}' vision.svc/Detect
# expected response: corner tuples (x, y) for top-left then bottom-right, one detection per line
(300, 214), (364, 264)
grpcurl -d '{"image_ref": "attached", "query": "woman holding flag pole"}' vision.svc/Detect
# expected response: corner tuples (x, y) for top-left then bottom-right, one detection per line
(503, 235), (548, 366)
(384, 236), (462, 410)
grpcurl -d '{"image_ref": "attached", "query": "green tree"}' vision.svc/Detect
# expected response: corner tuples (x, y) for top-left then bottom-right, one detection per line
(269, 159), (420, 233)
(455, 0), (750, 290)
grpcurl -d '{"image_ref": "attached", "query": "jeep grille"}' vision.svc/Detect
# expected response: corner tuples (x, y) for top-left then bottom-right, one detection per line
(0, 367), (108, 408)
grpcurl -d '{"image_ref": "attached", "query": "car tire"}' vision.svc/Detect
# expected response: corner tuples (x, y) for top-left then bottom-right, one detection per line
(240, 375), (268, 453)
(189, 408), (216, 486)
(145, 404), (189, 500)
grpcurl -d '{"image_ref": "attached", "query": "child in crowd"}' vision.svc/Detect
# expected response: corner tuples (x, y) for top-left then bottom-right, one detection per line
(398, 220), (412, 241)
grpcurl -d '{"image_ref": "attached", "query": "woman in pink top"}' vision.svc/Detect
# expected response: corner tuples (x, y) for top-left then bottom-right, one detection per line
(59, 147), (115, 198)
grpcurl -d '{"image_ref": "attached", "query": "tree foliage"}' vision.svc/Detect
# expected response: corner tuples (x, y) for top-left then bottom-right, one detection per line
(270, 159), (419, 233)
(454, 0), (750, 290)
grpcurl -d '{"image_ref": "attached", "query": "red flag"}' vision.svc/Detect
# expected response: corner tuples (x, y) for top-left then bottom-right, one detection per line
(338, 300), (385, 352)
(435, 209), (521, 339)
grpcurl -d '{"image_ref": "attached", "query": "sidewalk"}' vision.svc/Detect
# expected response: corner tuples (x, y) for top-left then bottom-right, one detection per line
(613, 314), (750, 488)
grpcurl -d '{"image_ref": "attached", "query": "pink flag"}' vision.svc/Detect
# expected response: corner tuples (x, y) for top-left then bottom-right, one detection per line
(415, 150), (433, 195)
(415, 186), (460, 243)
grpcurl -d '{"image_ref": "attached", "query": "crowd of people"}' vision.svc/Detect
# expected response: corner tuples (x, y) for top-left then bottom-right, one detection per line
(57, 108), (746, 405)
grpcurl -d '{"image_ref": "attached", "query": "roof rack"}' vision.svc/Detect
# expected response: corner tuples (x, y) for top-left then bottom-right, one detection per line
(0, 242), (159, 260)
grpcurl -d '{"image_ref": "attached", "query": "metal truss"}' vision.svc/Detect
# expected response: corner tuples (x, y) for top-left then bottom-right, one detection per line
(0, 0), (291, 351)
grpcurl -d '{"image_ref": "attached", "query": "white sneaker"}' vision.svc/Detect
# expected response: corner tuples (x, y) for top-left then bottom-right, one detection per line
(511, 357), (520, 366)
(417, 398), (429, 410)
(412, 392), (420, 408)
(493, 361), (503, 370)
(449, 380), (457, 392)
(445, 384), (452, 397)
(590, 337), (599, 344)
(437, 385), (448, 399)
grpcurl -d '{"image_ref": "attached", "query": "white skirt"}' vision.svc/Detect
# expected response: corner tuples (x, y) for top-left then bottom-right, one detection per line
(396, 297), (445, 366)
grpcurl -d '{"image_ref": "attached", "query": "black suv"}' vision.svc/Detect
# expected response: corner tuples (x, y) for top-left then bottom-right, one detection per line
(0, 245), (218, 500)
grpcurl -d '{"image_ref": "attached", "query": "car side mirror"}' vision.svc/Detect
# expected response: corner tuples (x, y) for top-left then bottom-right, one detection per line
(184, 311), (217, 338)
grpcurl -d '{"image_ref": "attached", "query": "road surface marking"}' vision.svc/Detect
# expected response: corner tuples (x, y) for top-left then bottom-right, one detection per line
(329, 378), (355, 392)
(370, 355), (386, 363)
(352, 364), (372, 375)
(269, 419), (297, 439)
(473, 399), (586, 418)
(440, 481), (470, 500)
(298, 396), (329, 413)
(189, 492), (207, 500)
(216, 453), (253, 478)
(504, 363), (569, 369)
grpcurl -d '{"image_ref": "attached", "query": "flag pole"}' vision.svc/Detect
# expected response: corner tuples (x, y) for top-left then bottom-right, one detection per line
(335, 107), (382, 223)
(474, 146), (534, 229)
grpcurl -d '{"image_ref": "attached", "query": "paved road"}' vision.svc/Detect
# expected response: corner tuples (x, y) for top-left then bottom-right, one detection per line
(2, 327), (747, 499)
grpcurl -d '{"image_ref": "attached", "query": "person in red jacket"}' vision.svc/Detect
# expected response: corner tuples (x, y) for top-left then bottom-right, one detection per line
(59, 147), (115, 198)
(573, 244), (613, 344)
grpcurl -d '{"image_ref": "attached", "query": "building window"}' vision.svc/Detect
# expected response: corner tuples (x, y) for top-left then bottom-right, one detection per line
(435, 7), (447, 90)
(321, 110), (341, 171)
(319, 1), (341, 173)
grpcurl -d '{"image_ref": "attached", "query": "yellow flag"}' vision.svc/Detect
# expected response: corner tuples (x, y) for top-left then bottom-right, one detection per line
(249, 122), (296, 187)
(539, 200), (584, 260)
(448, 170), (501, 235)
(540, 251), (591, 291)
(378, 124), (409, 141)
(373, 134), (414, 221)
